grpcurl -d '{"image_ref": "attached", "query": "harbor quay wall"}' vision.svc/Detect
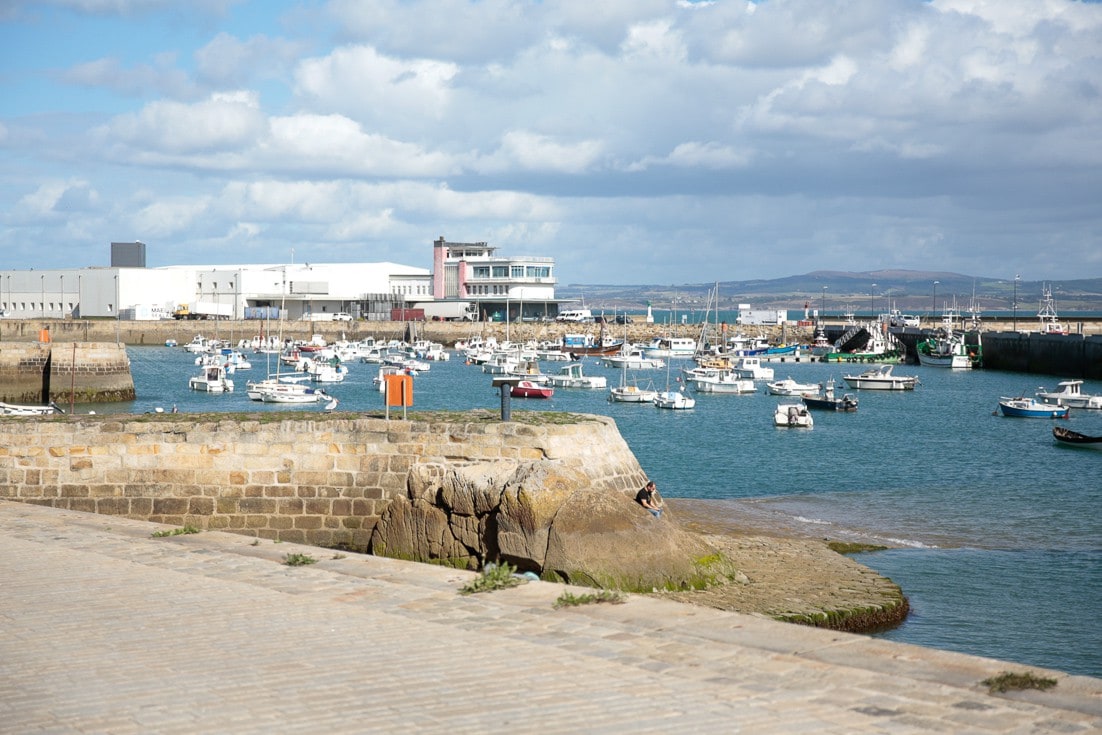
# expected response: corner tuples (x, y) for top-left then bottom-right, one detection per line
(0, 342), (134, 404)
(0, 412), (648, 551)
(979, 331), (1102, 380)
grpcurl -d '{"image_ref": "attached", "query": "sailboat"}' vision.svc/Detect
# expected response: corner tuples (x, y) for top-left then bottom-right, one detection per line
(245, 266), (331, 405)
(609, 361), (659, 403)
(654, 309), (695, 409)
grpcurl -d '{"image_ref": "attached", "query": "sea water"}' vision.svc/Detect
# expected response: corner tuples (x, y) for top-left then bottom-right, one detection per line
(84, 344), (1102, 678)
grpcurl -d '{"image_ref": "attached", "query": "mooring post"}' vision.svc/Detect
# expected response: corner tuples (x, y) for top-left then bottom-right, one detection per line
(499, 381), (511, 422)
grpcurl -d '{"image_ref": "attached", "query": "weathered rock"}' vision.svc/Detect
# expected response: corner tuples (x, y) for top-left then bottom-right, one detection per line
(496, 462), (588, 571)
(369, 495), (475, 569)
(371, 458), (735, 590)
(438, 462), (516, 516)
(542, 490), (735, 592)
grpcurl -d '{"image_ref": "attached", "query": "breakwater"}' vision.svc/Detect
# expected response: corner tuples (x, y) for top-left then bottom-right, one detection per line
(0, 341), (133, 404)
(0, 411), (645, 552)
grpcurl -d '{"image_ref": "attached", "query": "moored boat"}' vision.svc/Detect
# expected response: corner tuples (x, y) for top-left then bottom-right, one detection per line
(653, 389), (695, 410)
(188, 364), (234, 393)
(915, 331), (978, 369)
(997, 396), (1070, 419)
(800, 378), (857, 412)
(683, 368), (755, 394)
(1052, 426), (1102, 449)
(1036, 380), (1102, 410)
(730, 356), (774, 381)
(643, 336), (697, 360)
(842, 364), (918, 391)
(773, 402), (814, 428)
(548, 362), (607, 389)
(511, 380), (554, 399)
(765, 377), (821, 396)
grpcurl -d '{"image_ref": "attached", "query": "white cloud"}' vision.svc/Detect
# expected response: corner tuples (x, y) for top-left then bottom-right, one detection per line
(294, 45), (458, 130)
(195, 33), (303, 87)
(476, 131), (604, 174)
(2, 0), (1100, 282)
(98, 91), (266, 154)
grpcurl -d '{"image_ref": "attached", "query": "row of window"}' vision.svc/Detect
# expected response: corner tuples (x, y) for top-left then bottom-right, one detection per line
(390, 285), (430, 295)
(1, 302), (76, 312)
(470, 265), (552, 279)
(467, 285), (510, 296)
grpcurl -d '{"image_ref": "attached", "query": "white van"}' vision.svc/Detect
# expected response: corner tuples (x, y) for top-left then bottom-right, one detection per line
(556, 309), (594, 323)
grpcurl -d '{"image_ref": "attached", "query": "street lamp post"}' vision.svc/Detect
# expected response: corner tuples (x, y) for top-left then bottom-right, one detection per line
(40, 275), (44, 318)
(821, 286), (827, 322)
(870, 283), (877, 321)
(932, 281), (939, 317)
(60, 275), (64, 318)
(1012, 275), (1020, 331)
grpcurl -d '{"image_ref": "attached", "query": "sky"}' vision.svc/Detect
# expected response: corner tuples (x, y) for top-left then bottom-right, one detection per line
(1, 0), (1100, 285)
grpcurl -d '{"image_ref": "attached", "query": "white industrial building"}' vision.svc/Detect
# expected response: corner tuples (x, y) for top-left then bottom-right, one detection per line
(1, 238), (569, 322)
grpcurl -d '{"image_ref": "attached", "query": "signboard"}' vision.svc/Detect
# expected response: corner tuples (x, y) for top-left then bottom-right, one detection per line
(384, 374), (413, 419)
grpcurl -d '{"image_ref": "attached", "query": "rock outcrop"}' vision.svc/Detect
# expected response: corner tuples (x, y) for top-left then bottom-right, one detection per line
(369, 460), (736, 592)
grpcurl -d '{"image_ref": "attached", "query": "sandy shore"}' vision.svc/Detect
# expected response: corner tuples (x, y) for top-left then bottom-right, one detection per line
(660, 498), (909, 631)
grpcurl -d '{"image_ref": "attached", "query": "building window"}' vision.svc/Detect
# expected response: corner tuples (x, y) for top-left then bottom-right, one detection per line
(511, 266), (524, 278)
(473, 266), (490, 279)
(492, 266), (508, 278)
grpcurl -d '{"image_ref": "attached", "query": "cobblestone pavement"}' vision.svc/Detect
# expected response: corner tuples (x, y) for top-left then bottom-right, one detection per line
(2, 501), (1099, 734)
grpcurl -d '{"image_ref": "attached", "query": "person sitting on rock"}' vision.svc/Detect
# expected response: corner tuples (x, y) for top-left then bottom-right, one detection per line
(636, 480), (663, 518)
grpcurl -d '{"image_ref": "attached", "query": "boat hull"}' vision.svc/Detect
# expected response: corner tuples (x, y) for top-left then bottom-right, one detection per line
(511, 381), (553, 398)
(654, 391), (695, 409)
(802, 395), (858, 412)
(608, 386), (658, 403)
(998, 399), (1069, 419)
(1053, 426), (1102, 448)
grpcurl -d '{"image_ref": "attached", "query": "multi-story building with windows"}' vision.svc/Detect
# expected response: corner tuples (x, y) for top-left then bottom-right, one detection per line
(1, 237), (565, 323)
(431, 236), (559, 321)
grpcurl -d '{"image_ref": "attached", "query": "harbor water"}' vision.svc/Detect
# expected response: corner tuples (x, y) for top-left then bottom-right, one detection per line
(85, 344), (1102, 678)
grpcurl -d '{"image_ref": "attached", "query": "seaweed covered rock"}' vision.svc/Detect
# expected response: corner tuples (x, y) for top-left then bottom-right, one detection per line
(541, 490), (735, 592)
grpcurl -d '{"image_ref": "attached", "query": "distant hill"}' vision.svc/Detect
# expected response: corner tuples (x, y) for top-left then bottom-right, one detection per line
(557, 271), (1102, 313)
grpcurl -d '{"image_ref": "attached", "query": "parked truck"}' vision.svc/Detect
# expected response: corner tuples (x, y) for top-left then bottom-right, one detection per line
(173, 301), (233, 320)
(413, 301), (477, 321)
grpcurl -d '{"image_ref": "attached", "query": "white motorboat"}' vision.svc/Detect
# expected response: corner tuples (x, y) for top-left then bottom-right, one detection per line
(1036, 380), (1102, 410)
(730, 356), (774, 381)
(643, 337), (697, 360)
(765, 377), (821, 396)
(188, 364), (234, 393)
(548, 362), (607, 389)
(773, 403), (814, 428)
(245, 376), (326, 403)
(602, 346), (665, 370)
(842, 364), (919, 391)
(683, 368), (755, 394)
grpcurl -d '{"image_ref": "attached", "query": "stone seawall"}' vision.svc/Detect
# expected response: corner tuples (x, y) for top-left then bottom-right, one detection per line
(0, 342), (134, 404)
(980, 330), (1102, 380)
(0, 411), (648, 553)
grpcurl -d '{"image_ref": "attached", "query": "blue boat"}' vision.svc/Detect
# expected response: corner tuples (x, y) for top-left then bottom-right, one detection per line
(997, 396), (1070, 419)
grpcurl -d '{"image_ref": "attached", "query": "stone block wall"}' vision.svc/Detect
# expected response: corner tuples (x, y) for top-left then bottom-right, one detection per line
(0, 412), (648, 550)
(0, 342), (134, 403)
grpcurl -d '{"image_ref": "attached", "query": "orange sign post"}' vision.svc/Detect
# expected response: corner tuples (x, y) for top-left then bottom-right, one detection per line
(384, 373), (413, 419)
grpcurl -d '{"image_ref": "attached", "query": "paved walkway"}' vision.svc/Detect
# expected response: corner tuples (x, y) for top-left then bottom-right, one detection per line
(2, 501), (1099, 734)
